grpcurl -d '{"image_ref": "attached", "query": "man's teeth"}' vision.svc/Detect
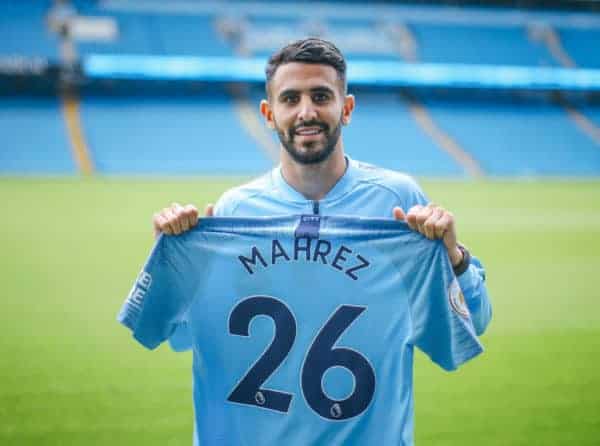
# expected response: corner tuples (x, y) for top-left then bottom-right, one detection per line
(296, 128), (321, 135)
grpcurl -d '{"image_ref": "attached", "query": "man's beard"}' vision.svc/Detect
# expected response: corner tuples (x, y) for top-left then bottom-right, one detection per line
(276, 117), (343, 165)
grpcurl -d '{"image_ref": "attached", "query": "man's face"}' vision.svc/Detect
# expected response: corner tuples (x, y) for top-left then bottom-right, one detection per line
(262, 63), (353, 165)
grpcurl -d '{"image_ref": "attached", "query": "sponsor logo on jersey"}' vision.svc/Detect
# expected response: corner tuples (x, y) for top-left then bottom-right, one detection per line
(127, 270), (153, 306)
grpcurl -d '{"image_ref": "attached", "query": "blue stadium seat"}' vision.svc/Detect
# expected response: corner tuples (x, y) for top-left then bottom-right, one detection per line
(75, 10), (235, 57)
(411, 24), (556, 66)
(343, 93), (464, 176)
(580, 105), (600, 129)
(322, 19), (402, 61)
(419, 97), (600, 176)
(0, 1), (60, 60)
(0, 97), (75, 174)
(153, 15), (234, 56)
(243, 16), (310, 58)
(557, 28), (600, 69)
(247, 16), (402, 60)
(78, 95), (272, 175)
(76, 13), (156, 55)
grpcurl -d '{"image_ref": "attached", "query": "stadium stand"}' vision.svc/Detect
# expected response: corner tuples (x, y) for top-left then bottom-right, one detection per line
(410, 24), (557, 66)
(244, 17), (404, 60)
(343, 92), (465, 176)
(418, 95), (600, 176)
(1, 1), (599, 176)
(0, 97), (75, 175)
(79, 94), (272, 175)
(556, 28), (600, 68)
(582, 105), (600, 128)
(153, 15), (234, 56)
(0, 1), (59, 60)
(74, 11), (234, 57)
(75, 12), (157, 55)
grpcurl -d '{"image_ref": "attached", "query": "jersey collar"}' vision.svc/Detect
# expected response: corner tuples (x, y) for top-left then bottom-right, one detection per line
(272, 156), (359, 203)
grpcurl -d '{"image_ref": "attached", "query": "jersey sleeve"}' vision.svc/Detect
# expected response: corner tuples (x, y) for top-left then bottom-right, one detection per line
(118, 235), (202, 350)
(457, 255), (492, 336)
(404, 175), (429, 208)
(391, 174), (429, 212)
(164, 190), (236, 353)
(405, 177), (492, 336)
(407, 240), (484, 371)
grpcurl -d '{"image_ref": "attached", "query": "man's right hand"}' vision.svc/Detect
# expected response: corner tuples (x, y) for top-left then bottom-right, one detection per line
(152, 203), (214, 239)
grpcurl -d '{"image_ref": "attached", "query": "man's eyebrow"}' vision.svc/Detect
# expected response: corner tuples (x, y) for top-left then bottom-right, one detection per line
(277, 86), (335, 100)
(309, 86), (335, 94)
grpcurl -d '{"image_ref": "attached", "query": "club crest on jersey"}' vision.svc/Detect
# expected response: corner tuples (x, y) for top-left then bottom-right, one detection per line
(448, 278), (469, 318)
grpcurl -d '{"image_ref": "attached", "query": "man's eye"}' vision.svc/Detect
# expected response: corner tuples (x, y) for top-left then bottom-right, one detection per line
(313, 93), (329, 103)
(283, 96), (299, 104)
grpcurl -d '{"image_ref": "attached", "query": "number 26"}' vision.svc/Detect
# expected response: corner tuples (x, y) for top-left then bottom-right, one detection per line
(227, 296), (375, 421)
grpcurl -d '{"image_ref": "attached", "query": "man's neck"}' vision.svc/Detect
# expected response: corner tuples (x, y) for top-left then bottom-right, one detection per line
(280, 147), (347, 201)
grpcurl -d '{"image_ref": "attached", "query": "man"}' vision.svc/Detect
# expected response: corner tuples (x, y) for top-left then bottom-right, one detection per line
(140, 39), (491, 443)
(136, 37), (490, 446)
(153, 38), (491, 337)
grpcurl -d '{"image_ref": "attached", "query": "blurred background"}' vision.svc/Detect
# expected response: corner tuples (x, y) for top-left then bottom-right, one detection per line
(1, 0), (599, 445)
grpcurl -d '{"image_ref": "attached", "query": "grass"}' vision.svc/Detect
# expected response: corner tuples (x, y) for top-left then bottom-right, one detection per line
(1, 177), (599, 445)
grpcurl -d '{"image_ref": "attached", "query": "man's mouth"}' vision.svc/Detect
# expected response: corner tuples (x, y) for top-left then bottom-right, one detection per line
(295, 126), (324, 136)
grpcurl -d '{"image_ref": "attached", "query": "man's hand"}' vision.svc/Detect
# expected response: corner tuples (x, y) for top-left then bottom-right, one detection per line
(152, 203), (214, 239)
(393, 204), (463, 267)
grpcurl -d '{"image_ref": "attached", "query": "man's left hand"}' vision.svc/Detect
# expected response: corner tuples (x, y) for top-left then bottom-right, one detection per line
(393, 204), (463, 267)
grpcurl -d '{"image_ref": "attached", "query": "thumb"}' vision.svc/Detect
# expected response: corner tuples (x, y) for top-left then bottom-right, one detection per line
(204, 204), (214, 217)
(393, 206), (406, 221)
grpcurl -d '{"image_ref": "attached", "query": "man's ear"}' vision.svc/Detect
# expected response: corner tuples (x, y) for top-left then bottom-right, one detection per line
(342, 94), (355, 125)
(260, 99), (276, 130)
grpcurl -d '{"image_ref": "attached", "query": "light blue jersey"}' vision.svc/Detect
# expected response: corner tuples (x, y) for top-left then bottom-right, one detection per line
(119, 216), (483, 446)
(170, 157), (491, 351)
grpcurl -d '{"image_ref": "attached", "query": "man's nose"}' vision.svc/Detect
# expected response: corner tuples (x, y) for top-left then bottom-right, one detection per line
(297, 97), (318, 122)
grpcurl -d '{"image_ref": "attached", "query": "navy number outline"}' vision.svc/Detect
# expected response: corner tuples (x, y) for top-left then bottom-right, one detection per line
(227, 296), (296, 413)
(301, 305), (376, 420)
(227, 296), (375, 420)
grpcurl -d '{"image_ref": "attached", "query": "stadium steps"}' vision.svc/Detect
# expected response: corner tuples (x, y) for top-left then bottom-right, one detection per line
(532, 25), (600, 148)
(229, 86), (279, 164)
(391, 23), (418, 63)
(396, 24), (485, 177)
(556, 96), (600, 147)
(527, 25), (576, 69)
(556, 28), (600, 69)
(342, 92), (465, 176)
(60, 92), (95, 176)
(580, 106), (600, 130)
(400, 92), (484, 178)
(417, 97), (600, 176)
(404, 22), (599, 175)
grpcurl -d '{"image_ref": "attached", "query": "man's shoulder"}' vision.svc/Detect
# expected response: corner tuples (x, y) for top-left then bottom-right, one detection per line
(214, 171), (274, 216)
(351, 159), (424, 197)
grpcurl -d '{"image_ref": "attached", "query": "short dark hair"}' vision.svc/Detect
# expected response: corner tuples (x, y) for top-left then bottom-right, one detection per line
(265, 38), (347, 95)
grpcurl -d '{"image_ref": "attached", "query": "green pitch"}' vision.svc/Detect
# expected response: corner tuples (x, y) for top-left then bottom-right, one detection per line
(1, 177), (599, 445)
